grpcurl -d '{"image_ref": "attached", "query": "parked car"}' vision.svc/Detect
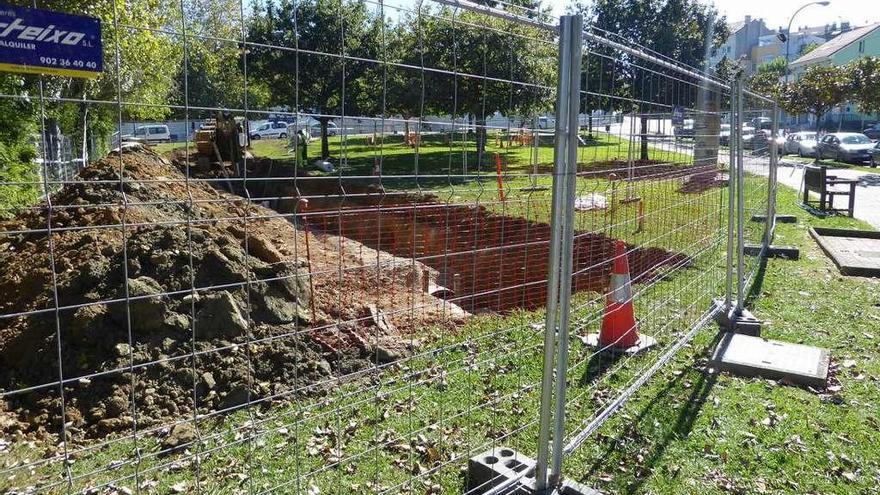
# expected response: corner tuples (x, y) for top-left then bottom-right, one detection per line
(783, 132), (818, 157)
(309, 121), (339, 138)
(869, 141), (880, 167)
(250, 121), (289, 140)
(129, 124), (171, 143)
(750, 117), (772, 131)
(720, 123), (764, 147)
(741, 126), (765, 150)
(674, 119), (695, 140)
(816, 132), (875, 163)
(771, 132), (786, 155)
(863, 124), (880, 141)
(719, 124), (731, 146)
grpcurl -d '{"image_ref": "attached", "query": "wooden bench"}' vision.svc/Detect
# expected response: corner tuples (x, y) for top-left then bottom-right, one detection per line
(802, 165), (858, 217)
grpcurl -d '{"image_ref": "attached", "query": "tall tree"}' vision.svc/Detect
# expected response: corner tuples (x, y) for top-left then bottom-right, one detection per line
(748, 56), (787, 99)
(580, 0), (727, 160)
(57, 0), (181, 144)
(1, 0), (182, 212)
(383, 19), (422, 140)
(778, 65), (849, 133)
(412, 6), (555, 168)
(0, 76), (39, 217)
(848, 57), (880, 117)
(247, 0), (382, 160)
(172, 0), (269, 113)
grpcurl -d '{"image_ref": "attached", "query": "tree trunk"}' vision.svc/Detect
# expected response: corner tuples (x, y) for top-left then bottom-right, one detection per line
(476, 117), (487, 170)
(814, 111), (823, 162)
(639, 114), (649, 161)
(693, 80), (721, 168)
(320, 117), (330, 160)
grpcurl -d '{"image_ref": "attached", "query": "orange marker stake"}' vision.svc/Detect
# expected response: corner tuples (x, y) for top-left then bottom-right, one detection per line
(495, 153), (506, 202)
(299, 199), (317, 323)
(636, 199), (645, 233)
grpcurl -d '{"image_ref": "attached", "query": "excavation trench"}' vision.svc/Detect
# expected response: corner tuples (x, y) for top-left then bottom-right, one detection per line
(301, 195), (688, 313)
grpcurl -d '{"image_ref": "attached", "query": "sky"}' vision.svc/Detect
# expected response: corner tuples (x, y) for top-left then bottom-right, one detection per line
(546, 0), (880, 30)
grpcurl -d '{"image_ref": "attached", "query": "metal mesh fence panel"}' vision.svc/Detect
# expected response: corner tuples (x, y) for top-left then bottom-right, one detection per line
(739, 89), (776, 289)
(548, 21), (734, 477)
(0, 2), (777, 494)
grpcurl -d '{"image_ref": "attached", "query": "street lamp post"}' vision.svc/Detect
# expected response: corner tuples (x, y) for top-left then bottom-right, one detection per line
(781, 1), (831, 84)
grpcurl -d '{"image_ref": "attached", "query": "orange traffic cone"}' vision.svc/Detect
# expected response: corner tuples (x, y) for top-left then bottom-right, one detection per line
(584, 240), (656, 354)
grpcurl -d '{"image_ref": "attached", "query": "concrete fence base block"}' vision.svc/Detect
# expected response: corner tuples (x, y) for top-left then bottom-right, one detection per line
(466, 448), (601, 495)
(713, 299), (762, 336)
(711, 332), (830, 389)
(743, 243), (800, 260)
(750, 214), (797, 223)
(582, 333), (657, 355)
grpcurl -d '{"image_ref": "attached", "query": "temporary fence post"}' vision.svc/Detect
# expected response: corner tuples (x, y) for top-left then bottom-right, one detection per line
(765, 103), (780, 247)
(735, 76), (746, 312)
(550, 13), (582, 486)
(725, 81), (736, 309)
(535, 14), (575, 490)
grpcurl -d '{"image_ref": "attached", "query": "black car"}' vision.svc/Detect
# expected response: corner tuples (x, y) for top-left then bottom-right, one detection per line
(869, 141), (880, 167)
(864, 125), (880, 141)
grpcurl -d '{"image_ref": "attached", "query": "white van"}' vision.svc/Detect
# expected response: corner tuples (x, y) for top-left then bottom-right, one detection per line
(131, 125), (171, 143)
(537, 116), (555, 129)
(250, 121), (290, 140)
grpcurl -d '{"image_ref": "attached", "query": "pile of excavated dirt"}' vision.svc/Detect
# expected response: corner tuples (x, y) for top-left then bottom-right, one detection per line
(0, 146), (464, 440)
(678, 170), (729, 194)
(536, 160), (719, 184)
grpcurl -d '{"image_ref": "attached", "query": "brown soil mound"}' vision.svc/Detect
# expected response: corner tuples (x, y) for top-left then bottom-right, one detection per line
(0, 146), (461, 440)
(677, 171), (729, 194)
(536, 160), (718, 183)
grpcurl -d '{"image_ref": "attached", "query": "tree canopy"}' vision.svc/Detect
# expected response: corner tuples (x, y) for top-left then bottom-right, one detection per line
(0, 0), (183, 214)
(778, 65), (850, 131)
(406, 7), (555, 165)
(848, 56), (880, 117)
(749, 56), (787, 98)
(579, 0), (727, 159)
(746, 56), (880, 129)
(247, 0), (383, 159)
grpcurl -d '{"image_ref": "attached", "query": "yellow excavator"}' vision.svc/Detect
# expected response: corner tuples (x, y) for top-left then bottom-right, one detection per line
(194, 111), (250, 175)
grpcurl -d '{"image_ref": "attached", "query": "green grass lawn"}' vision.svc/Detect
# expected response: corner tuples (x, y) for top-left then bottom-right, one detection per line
(245, 131), (692, 176)
(248, 132), (709, 252)
(11, 179), (875, 495)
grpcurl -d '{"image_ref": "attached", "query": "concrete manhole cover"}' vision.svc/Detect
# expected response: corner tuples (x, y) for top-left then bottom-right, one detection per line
(810, 227), (880, 277)
(711, 333), (829, 388)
